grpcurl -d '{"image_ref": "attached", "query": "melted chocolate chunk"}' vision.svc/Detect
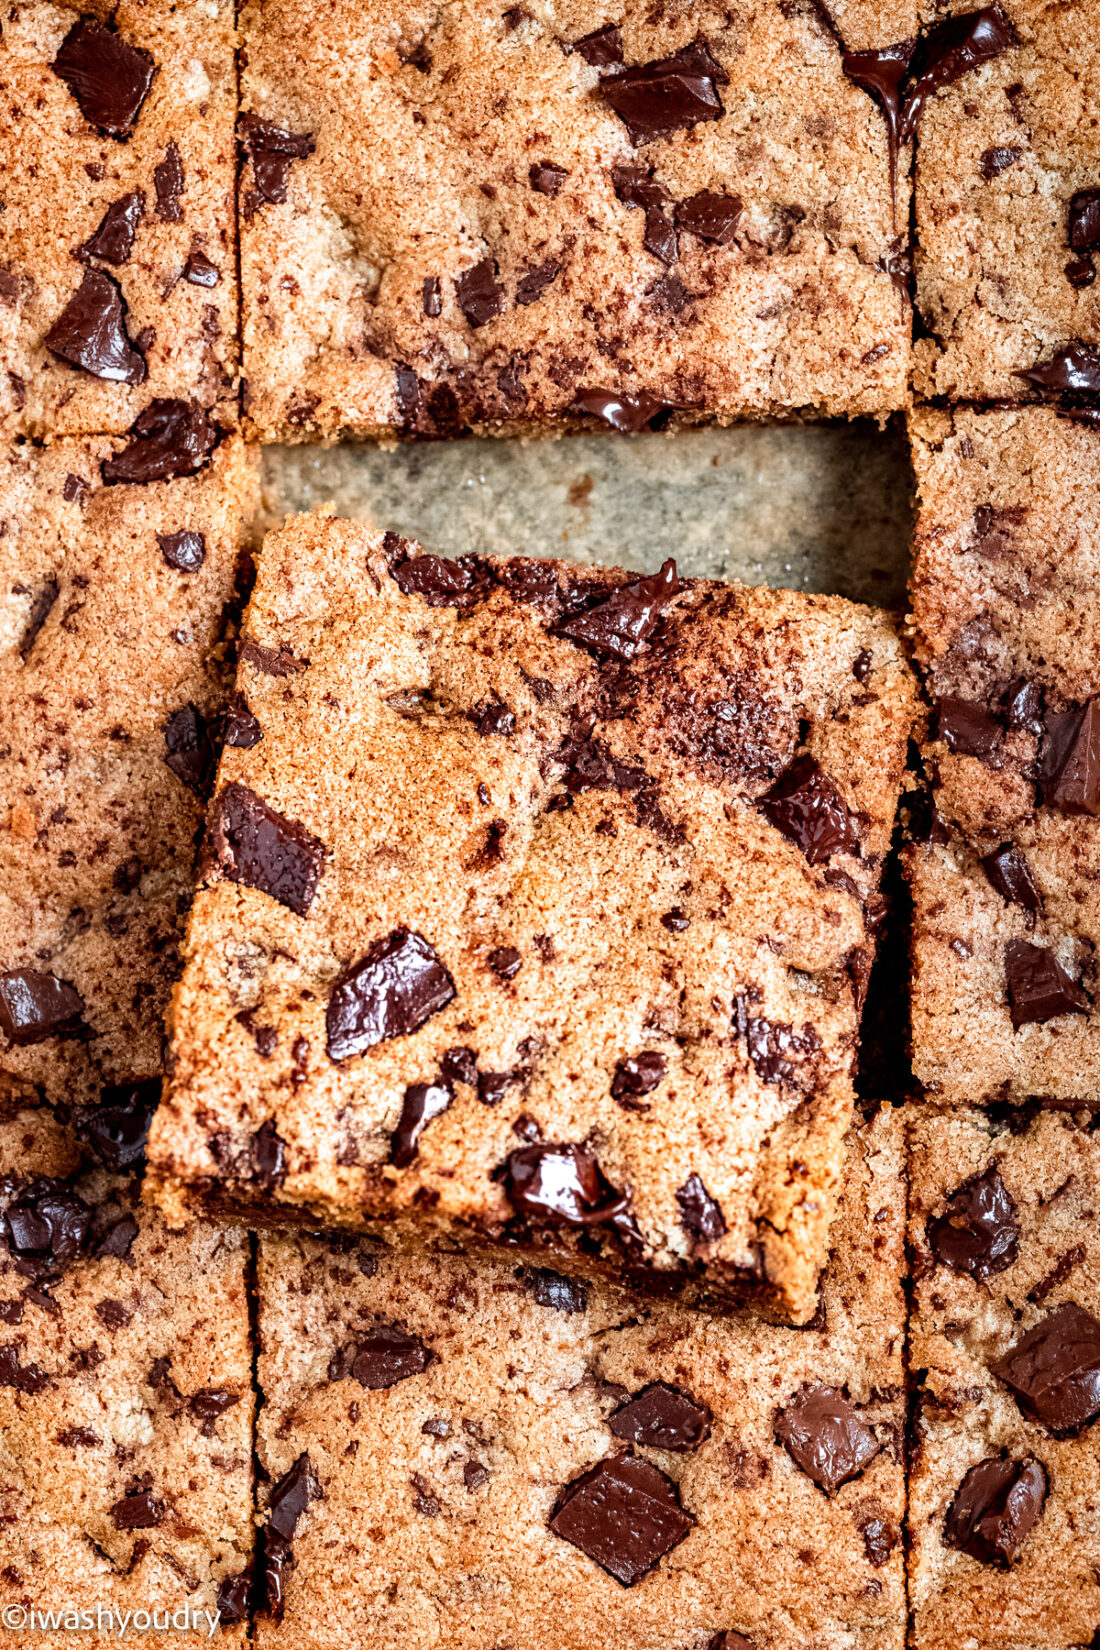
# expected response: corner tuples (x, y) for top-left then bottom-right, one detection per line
(239, 640), (309, 676)
(1040, 699), (1100, 815)
(775, 1386), (879, 1494)
(216, 1575), (251, 1625)
(1016, 343), (1100, 400)
(4, 1184), (91, 1272)
(45, 269), (146, 384)
(944, 1455), (1046, 1565)
(472, 699), (516, 737)
(979, 144), (1021, 180)
(674, 190), (743, 244)
(262, 1531), (292, 1618)
(96, 1215), (138, 1260)
(525, 1267), (588, 1314)
(440, 1046), (478, 1087)
(608, 1382), (712, 1452)
(0, 1345), (49, 1395)
(530, 161), (568, 195)
(391, 1080), (452, 1167)
(1004, 939), (1089, 1030)
(190, 1387), (241, 1434)
(503, 1143), (630, 1228)
(899, 8), (1016, 141)
(759, 754), (859, 864)
(572, 24), (623, 67)
(610, 1051), (666, 1110)
(455, 259), (503, 328)
(73, 1079), (159, 1172)
(487, 946), (522, 980)
(157, 529), (206, 572)
(252, 1120), (286, 1188)
(330, 1324), (433, 1389)
(110, 1487), (163, 1530)
(241, 113), (316, 206)
(928, 1165), (1019, 1279)
(676, 1173), (726, 1245)
(612, 165), (677, 264)
(209, 781), (327, 916)
(0, 969), (84, 1046)
(840, 40), (916, 195)
(937, 696), (1001, 758)
(163, 703), (215, 797)
(549, 1454), (693, 1585)
(983, 844), (1042, 915)
(516, 261), (561, 303)
(1070, 189), (1100, 252)
(572, 387), (673, 433)
(102, 399), (219, 485)
(994, 1302), (1100, 1432)
(154, 141), (184, 221)
(217, 692), (263, 750)
(326, 929), (455, 1061)
(77, 190), (144, 264)
(52, 17), (155, 137)
(393, 552), (489, 607)
(184, 252), (219, 287)
(555, 559), (678, 661)
(18, 577), (58, 660)
(740, 1012), (822, 1088)
(267, 1453), (320, 1542)
(600, 39), (725, 147)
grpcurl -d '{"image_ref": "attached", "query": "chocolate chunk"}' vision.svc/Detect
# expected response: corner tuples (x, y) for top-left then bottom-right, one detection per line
(661, 908), (689, 932)
(240, 113), (316, 206)
(216, 1575), (251, 1625)
(239, 639), (309, 676)
(421, 276), (441, 315)
(4, 1185), (91, 1270)
(859, 1513), (899, 1567)
(476, 1070), (513, 1107)
(209, 782), (327, 916)
(0, 969), (84, 1046)
(1066, 258), (1096, 290)
(487, 946), (522, 980)
(262, 1531), (292, 1617)
(463, 1461), (489, 1491)
(73, 1079), (159, 1171)
(572, 24), (623, 67)
(45, 269), (146, 384)
(600, 39), (725, 146)
(530, 162), (568, 195)
(841, 41), (916, 195)
(994, 1302), (1100, 1432)
(96, 1216), (139, 1260)
(154, 141), (184, 221)
(775, 1386), (879, 1494)
(217, 692), (263, 750)
(899, 8), (1016, 141)
(555, 559), (678, 661)
(608, 1383), (712, 1452)
(237, 1009), (277, 1058)
(928, 1165), (1019, 1279)
(612, 165), (677, 264)
(189, 1388), (241, 1434)
(1070, 189), (1100, 251)
(525, 1267), (588, 1314)
(1004, 939), (1089, 1030)
(1007, 677), (1043, 732)
(983, 845), (1042, 915)
(979, 144), (1022, 180)
(391, 1080), (452, 1167)
(550, 1454), (693, 1584)
(1016, 343), (1100, 399)
(102, 399), (219, 485)
(674, 190), (743, 244)
(52, 17), (155, 137)
(267, 1453), (320, 1541)
(77, 190), (144, 264)
(676, 1174), (726, 1245)
(184, 252), (219, 287)
(393, 552), (489, 607)
(18, 577), (58, 661)
(252, 1120), (286, 1188)
(944, 1455), (1046, 1565)
(503, 1143), (631, 1228)
(759, 754), (859, 864)
(326, 929), (455, 1061)
(157, 530), (206, 572)
(455, 259), (503, 328)
(163, 703), (215, 797)
(740, 1013), (822, 1088)
(440, 1045), (478, 1087)
(516, 261), (560, 304)
(330, 1324), (434, 1389)
(611, 1051), (666, 1110)
(472, 699), (516, 737)
(937, 696), (1001, 757)
(572, 387), (673, 433)
(110, 1488), (163, 1530)
(1040, 699), (1100, 815)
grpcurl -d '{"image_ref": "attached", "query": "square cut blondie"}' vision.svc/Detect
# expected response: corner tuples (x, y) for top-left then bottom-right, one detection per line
(0, 0), (238, 438)
(248, 1109), (906, 1649)
(147, 514), (918, 1322)
(905, 406), (1100, 1106)
(0, 427), (258, 1103)
(237, 0), (915, 441)
(912, 0), (1100, 406)
(0, 1099), (253, 1644)
(908, 1108), (1100, 1649)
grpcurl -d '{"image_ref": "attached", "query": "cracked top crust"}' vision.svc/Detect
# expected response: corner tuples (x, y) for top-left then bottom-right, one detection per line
(147, 513), (917, 1323)
(238, 0), (913, 441)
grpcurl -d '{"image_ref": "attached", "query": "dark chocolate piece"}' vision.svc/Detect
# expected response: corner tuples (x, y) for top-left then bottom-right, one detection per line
(775, 1386), (879, 1494)
(1040, 699), (1100, 815)
(937, 696), (1001, 758)
(525, 1267), (588, 1314)
(549, 1454), (693, 1585)
(45, 269), (146, 384)
(330, 1325), (433, 1389)
(674, 189), (743, 244)
(391, 1080), (452, 1167)
(982, 845), (1042, 915)
(455, 259), (503, 328)
(503, 1143), (630, 1228)
(928, 1165), (1019, 1280)
(77, 190), (144, 264)
(944, 1456), (1046, 1565)
(600, 40), (725, 146)
(555, 559), (678, 660)
(326, 929), (455, 1060)
(572, 24), (622, 68)
(52, 17), (155, 137)
(899, 8), (1016, 141)
(154, 141), (184, 221)
(73, 1079), (159, 1172)
(676, 1173), (726, 1244)
(530, 162), (568, 195)
(0, 969), (84, 1046)
(240, 112), (316, 206)
(608, 1382), (712, 1452)
(758, 755), (859, 864)
(610, 1051), (666, 1109)
(1004, 939), (1089, 1030)
(993, 1302), (1100, 1432)
(571, 387), (673, 433)
(163, 703), (215, 797)
(101, 399), (219, 485)
(157, 530), (206, 572)
(184, 252), (219, 287)
(217, 693), (263, 750)
(208, 780), (327, 916)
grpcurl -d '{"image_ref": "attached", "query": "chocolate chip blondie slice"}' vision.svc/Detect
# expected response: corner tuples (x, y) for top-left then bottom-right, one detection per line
(247, 1109), (905, 1648)
(912, 0), (1100, 407)
(0, 1097), (253, 1642)
(237, 0), (914, 441)
(908, 1107), (1100, 1648)
(0, 428), (259, 1103)
(0, 0), (238, 438)
(147, 514), (917, 1321)
(905, 405), (1100, 1106)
